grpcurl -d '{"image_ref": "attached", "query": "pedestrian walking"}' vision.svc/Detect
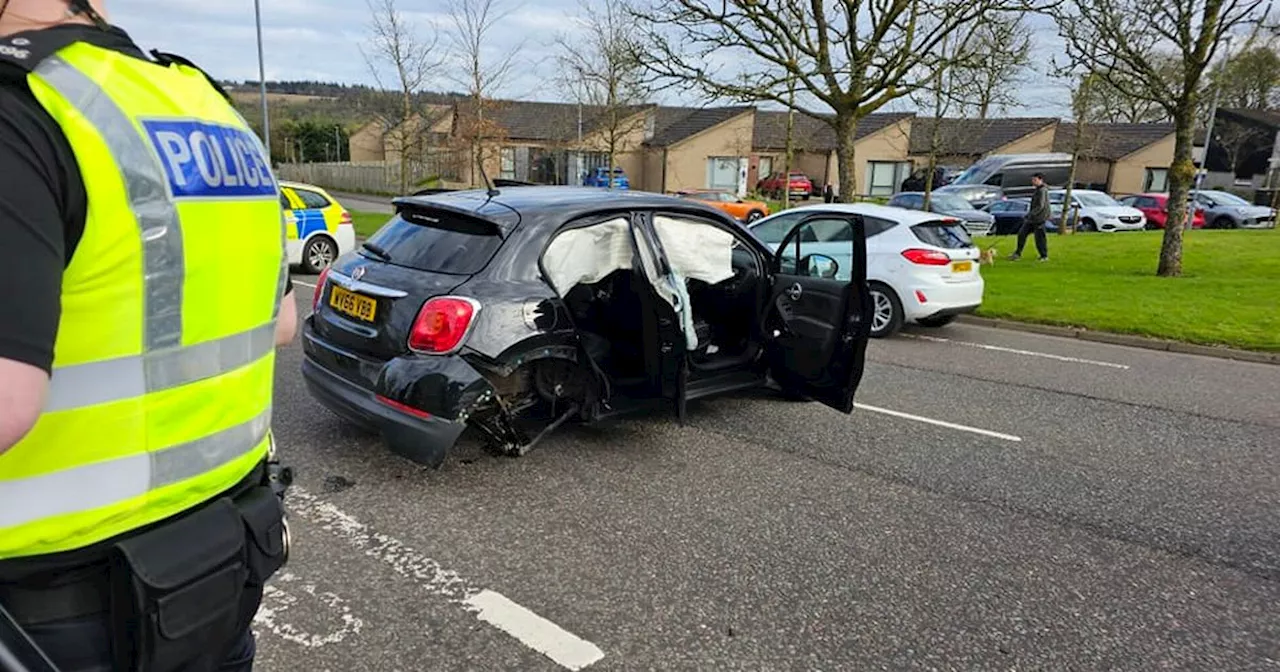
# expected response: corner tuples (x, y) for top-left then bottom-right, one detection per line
(1011, 172), (1050, 262)
(0, 1), (296, 670)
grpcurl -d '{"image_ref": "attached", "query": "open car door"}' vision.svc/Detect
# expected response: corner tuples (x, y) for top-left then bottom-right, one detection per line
(765, 213), (870, 413)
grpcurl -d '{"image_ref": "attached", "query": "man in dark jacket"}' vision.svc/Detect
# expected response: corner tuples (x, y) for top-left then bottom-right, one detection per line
(1011, 173), (1050, 261)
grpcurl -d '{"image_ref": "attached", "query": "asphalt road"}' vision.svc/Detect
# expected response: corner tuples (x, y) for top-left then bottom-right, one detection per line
(256, 274), (1280, 671)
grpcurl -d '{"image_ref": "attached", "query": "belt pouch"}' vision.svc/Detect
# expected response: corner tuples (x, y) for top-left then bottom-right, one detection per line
(232, 485), (288, 632)
(108, 498), (247, 672)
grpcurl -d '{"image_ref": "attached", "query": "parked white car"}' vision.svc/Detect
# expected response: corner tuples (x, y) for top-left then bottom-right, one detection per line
(747, 203), (984, 338)
(1048, 189), (1146, 232)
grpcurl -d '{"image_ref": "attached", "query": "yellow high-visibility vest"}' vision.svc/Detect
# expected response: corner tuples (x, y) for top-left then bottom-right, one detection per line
(0, 40), (287, 559)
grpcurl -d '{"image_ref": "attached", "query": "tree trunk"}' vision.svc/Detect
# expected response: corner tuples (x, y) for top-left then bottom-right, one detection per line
(784, 75), (796, 209)
(1160, 113), (1197, 277)
(835, 113), (858, 204)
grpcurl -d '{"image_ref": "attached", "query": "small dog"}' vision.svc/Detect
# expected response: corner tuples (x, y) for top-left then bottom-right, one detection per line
(979, 247), (998, 266)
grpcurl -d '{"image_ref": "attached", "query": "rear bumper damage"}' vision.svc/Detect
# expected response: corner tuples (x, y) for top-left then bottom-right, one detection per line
(302, 321), (564, 466)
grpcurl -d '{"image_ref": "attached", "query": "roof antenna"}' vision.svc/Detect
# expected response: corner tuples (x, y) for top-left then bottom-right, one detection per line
(478, 157), (500, 198)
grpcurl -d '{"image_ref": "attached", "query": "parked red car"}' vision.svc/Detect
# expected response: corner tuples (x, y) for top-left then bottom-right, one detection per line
(757, 171), (813, 200)
(1117, 193), (1206, 229)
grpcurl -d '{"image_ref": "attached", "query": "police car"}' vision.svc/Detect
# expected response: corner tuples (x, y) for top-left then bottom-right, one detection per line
(279, 182), (357, 273)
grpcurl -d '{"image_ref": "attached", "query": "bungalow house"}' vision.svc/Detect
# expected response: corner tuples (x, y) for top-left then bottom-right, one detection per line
(638, 106), (758, 194)
(347, 104), (454, 164)
(906, 117), (1059, 169)
(1052, 123), (1177, 194)
(751, 111), (915, 198)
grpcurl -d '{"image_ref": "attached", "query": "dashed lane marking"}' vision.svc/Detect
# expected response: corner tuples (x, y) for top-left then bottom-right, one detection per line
(287, 487), (605, 670)
(902, 333), (1131, 370)
(854, 403), (1023, 442)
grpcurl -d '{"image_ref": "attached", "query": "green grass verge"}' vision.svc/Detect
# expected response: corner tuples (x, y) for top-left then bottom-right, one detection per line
(971, 229), (1280, 352)
(350, 210), (389, 238)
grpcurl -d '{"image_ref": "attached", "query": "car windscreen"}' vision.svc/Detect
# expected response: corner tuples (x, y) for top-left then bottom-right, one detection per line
(362, 212), (504, 275)
(932, 194), (974, 211)
(911, 220), (975, 249)
(1204, 191), (1250, 206)
(1077, 192), (1119, 207)
(949, 157), (999, 185)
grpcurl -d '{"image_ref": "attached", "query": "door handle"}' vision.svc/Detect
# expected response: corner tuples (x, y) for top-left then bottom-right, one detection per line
(786, 283), (803, 301)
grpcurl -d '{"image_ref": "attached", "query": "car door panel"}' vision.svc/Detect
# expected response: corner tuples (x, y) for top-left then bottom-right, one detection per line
(629, 214), (688, 417)
(766, 214), (869, 413)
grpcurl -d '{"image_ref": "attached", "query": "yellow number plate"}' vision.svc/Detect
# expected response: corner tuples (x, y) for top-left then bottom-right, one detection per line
(329, 284), (377, 321)
(952, 261), (973, 273)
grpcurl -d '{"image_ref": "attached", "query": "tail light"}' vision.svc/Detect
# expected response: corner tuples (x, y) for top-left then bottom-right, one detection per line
(340, 210), (353, 226)
(312, 266), (330, 310)
(408, 296), (480, 354)
(901, 248), (951, 265)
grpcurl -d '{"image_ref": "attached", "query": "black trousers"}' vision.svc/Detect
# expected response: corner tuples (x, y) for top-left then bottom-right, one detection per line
(1015, 219), (1048, 259)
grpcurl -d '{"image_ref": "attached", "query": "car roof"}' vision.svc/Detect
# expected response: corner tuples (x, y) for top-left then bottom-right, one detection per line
(393, 186), (734, 232)
(767, 202), (958, 225)
(280, 180), (324, 192)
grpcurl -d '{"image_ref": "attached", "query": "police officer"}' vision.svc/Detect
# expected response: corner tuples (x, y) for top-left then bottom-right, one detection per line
(0, 1), (296, 670)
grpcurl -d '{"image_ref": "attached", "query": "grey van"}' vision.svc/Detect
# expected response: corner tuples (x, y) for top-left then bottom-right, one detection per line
(935, 153), (1073, 208)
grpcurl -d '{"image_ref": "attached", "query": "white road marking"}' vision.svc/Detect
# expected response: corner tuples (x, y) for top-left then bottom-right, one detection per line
(467, 590), (606, 671)
(287, 487), (605, 670)
(854, 403), (1023, 442)
(293, 280), (317, 289)
(253, 572), (364, 648)
(902, 333), (1131, 370)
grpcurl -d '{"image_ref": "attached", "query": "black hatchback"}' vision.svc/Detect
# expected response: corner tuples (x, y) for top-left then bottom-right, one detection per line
(301, 186), (872, 467)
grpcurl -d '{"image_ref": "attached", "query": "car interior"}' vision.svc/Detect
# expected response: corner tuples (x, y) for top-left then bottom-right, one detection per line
(542, 215), (767, 395)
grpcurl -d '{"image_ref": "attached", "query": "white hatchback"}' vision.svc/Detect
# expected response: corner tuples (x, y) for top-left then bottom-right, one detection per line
(748, 203), (984, 338)
(1049, 189), (1146, 232)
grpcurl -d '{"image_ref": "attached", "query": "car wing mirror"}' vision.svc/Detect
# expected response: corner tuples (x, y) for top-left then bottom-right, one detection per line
(799, 253), (839, 279)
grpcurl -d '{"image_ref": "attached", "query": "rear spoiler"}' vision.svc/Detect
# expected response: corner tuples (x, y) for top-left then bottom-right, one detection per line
(391, 197), (506, 238)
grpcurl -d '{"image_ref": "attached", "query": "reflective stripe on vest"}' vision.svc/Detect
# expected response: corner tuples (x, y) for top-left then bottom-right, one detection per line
(0, 410), (270, 529)
(0, 45), (284, 559)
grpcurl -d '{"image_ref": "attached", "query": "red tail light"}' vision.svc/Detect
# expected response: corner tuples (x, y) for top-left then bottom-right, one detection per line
(312, 266), (330, 310)
(340, 210), (352, 226)
(901, 248), (951, 265)
(408, 296), (479, 354)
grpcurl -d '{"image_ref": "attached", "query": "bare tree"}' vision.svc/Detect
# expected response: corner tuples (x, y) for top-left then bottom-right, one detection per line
(1084, 71), (1174, 122)
(447, 0), (525, 186)
(361, 0), (443, 194)
(1059, 73), (1105, 235)
(961, 14), (1035, 119)
(555, 0), (649, 188)
(1213, 43), (1280, 108)
(629, 0), (1039, 204)
(1053, 0), (1267, 276)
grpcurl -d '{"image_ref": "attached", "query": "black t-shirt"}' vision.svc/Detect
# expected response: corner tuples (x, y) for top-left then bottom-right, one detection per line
(0, 25), (291, 374)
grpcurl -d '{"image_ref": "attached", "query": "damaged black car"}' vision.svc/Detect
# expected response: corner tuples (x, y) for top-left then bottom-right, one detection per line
(301, 186), (872, 468)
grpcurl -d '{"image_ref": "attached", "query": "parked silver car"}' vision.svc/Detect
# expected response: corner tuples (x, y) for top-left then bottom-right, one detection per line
(1191, 190), (1277, 229)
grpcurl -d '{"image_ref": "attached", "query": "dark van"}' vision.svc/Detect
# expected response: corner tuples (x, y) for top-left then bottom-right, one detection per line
(935, 153), (1073, 208)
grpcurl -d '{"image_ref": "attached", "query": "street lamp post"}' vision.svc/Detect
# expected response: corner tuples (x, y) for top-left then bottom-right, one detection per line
(255, 0), (271, 163)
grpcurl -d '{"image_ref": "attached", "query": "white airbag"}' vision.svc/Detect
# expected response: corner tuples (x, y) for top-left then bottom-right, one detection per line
(541, 218), (633, 294)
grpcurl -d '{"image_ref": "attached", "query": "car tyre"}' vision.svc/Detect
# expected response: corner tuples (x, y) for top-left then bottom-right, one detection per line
(1080, 218), (1097, 232)
(301, 235), (338, 274)
(868, 282), (903, 339)
(746, 210), (764, 223)
(1212, 216), (1236, 230)
(916, 315), (956, 328)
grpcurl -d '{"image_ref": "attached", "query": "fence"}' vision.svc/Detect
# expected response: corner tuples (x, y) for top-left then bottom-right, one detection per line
(277, 154), (465, 194)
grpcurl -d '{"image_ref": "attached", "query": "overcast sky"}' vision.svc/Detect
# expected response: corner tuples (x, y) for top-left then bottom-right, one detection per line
(111, 0), (1073, 117)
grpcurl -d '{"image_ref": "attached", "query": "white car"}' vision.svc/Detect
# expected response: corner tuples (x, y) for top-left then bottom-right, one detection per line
(747, 203), (984, 338)
(1048, 189), (1146, 232)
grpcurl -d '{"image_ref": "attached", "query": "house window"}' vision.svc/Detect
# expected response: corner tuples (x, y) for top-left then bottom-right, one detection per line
(707, 157), (742, 191)
(500, 147), (516, 180)
(1144, 168), (1169, 192)
(758, 156), (774, 185)
(867, 161), (904, 197)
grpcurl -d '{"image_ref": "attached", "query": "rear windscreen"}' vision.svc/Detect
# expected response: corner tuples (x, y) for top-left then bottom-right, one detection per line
(363, 212), (504, 275)
(911, 221), (975, 249)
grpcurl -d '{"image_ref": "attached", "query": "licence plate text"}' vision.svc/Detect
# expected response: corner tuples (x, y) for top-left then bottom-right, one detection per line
(952, 261), (973, 273)
(329, 285), (377, 321)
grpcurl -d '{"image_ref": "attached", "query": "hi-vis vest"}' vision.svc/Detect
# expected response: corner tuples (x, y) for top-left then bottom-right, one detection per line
(0, 36), (287, 560)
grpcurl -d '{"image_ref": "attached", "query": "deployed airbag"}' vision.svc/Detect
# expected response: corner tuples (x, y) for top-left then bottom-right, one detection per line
(541, 218), (633, 295)
(652, 216), (735, 286)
